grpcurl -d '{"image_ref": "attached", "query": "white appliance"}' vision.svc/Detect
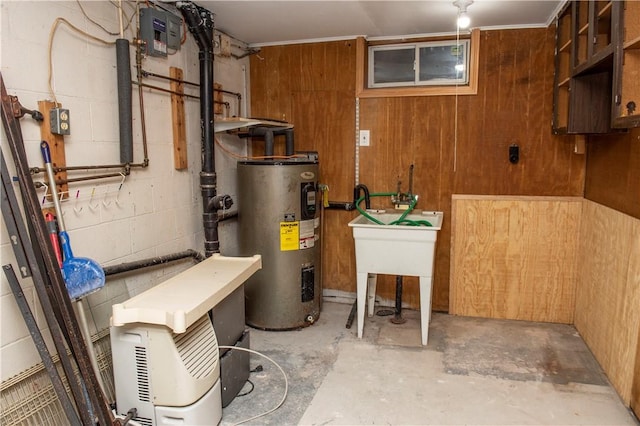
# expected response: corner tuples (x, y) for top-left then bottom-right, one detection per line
(111, 315), (221, 426)
(110, 254), (262, 426)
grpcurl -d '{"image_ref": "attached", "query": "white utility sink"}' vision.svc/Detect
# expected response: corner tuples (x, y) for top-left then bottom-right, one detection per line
(348, 210), (444, 345)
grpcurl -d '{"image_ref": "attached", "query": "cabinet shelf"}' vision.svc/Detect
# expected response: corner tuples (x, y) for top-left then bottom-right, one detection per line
(579, 23), (589, 35)
(597, 2), (612, 18)
(613, 115), (640, 129)
(573, 44), (614, 76)
(624, 35), (640, 50)
(559, 39), (572, 52)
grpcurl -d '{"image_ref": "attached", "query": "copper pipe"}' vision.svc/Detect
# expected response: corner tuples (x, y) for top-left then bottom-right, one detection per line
(135, 4), (149, 163)
(141, 69), (199, 87)
(133, 81), (199, 99)
(141, 69), (242, 99)
(30, 162), (145, 175)
(139, 70), (240, 118)
(34, 172), (128, 187)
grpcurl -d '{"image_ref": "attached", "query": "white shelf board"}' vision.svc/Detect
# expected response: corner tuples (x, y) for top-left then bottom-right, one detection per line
(214, 117), (293, 133)
(111, 254), (261, 333)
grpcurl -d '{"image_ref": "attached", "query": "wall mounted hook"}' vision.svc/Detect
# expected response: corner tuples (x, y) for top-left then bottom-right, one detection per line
(88, 187), (99, 211)
(73, 189), (83, 213)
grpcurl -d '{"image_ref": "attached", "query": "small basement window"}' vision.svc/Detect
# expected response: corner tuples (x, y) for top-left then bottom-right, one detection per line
(356, 29), (479, 98)
(369, 40), (470, 88)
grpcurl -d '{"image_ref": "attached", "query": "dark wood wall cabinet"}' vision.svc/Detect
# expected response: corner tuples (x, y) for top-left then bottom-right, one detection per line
(553, 0), (640, 133)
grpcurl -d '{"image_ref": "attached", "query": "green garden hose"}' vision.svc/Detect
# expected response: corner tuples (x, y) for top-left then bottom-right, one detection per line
(355, 192), (432, 227)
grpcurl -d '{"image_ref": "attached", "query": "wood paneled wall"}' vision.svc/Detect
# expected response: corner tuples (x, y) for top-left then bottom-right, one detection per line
(449, 195), (582, 324)
(585, 128), (640, 220)
(250, 28), (585, 311)
(574, 200), (640, 405)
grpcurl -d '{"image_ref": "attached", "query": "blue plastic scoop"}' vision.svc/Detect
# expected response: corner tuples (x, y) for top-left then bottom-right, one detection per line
(41, 142), (105, 299)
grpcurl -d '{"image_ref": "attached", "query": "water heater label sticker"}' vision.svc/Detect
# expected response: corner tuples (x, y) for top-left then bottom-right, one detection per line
(299, 220), (315, 249)
(280, 222), (299, 251)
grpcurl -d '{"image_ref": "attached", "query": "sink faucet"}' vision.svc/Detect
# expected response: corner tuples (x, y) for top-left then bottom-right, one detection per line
(392, 165), (415, 209)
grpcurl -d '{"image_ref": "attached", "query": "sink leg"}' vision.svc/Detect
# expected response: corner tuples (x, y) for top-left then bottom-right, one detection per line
(357, 272), (368, 339)
(367, 273), (377, 317)
(419, 275), (433, 346)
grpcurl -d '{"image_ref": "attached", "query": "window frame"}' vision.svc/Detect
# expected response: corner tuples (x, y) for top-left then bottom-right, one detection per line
(356, 29), (480, 98)
(368, 39), (471, 88)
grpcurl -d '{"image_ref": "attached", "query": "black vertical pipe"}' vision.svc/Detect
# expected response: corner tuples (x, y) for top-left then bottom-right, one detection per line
(392, 275), (405, 324)
(395, 276), (402, 316)
(200, 37), (218, 255)
(116, 39), (133, 164)
(200, 50), (214, 173)
(284, 128), (294, 156)
(244, 126), (294, 158)
(354, 184), (371, 209)
(264, 130), (274, 157)
(178, 2), (221, 257)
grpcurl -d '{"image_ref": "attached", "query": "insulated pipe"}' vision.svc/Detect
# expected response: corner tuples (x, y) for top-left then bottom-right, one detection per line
(178, 2), (226, 257)
(245, 127), (273, 157)
(116, 39), (133, 164)
(103, 250), (204, 276)
(327, 201), (356, 210)
(354, 184), (371, 210)
(284, 128), (294, 156)
(244, 126), (294, 157)
(325, 183), (370, 211)
(264, 130), (275, 157)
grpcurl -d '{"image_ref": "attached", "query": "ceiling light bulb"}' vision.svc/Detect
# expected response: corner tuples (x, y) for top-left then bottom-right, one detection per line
(453, 0), (473, 29)
(457, 12), (470, 29)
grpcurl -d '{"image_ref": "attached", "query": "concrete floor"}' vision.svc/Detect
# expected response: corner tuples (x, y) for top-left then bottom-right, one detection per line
(221, 301), (638, 425)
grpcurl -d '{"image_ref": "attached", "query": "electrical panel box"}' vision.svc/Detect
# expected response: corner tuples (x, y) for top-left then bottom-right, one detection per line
(166, 12), (182, 50)
(140, 8), (168, 57)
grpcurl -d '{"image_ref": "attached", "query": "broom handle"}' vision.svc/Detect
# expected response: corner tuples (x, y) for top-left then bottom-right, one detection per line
(40, 142), (66, 232)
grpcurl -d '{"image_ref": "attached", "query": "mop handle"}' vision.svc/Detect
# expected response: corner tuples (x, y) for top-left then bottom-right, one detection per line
(40, 142), (66, 232)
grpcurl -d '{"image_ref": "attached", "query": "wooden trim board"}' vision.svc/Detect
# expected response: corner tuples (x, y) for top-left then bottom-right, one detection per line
(170, 67), (188, 170)
(38, 100), (68, 199)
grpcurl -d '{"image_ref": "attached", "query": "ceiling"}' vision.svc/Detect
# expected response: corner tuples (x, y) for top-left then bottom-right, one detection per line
(195, 1), (565, 46)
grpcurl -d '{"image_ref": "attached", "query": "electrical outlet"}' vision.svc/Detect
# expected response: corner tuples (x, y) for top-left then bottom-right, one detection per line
(50, 108), (70, 135)
(359, 129), (370, 146)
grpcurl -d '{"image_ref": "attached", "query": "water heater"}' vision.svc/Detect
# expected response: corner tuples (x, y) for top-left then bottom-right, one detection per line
(238, 157), (321, 329)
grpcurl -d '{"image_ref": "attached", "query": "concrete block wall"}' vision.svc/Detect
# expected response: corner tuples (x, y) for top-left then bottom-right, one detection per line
(0, 1), (250, 381)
